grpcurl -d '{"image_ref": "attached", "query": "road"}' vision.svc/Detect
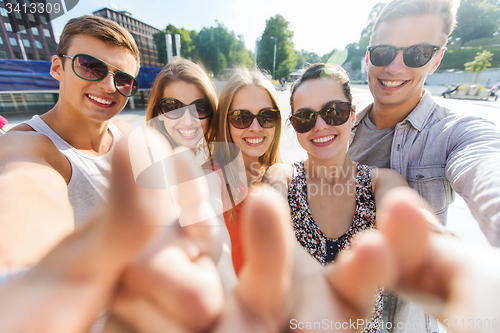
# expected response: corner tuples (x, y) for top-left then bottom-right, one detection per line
(3, 83), (497, 247)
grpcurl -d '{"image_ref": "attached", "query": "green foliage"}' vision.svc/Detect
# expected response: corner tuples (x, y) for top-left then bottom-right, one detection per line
(153, 25), (198, 65)
(439, 48), (500, 69)
(193, 21), (253, 76)
(295, 50), (321, 69)
(464, 50), (494, 72)
(451, 0), (500, 46)
(257, 14), (298, 79)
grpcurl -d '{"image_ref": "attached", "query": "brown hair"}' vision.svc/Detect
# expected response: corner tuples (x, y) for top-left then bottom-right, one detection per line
(290, 63), (352, 113)
(370, 0), (459, 46)
(57, 15), (140, 74)
(145, 56), (218, 148)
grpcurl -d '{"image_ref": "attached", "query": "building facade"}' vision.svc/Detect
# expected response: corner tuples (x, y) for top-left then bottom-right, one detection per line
(93, 7), (162, 68)
(0, 0), (57, 60)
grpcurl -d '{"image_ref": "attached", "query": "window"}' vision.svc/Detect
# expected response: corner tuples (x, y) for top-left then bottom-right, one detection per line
(0, 50), (7, 59)
(0, 7), (8, 17)
(35, 40), (42, 49)
(39, 53), (46, 60)
(27, 52), (33, 60)
(14, 11), (21, 20)
(0, 36), (3, 44)
(4, 22), (12, 32)
(14, 51), (21, 59)
(18, 24), (26, 33)
(11, 0), (17, 4)
(9, 37), (17, 46)
(22, 39), (30, 47)
(43, 28), (50, 37)
(28, 13), (34, 22)
(40, 15), (46, 24)
(31, 27), (38, 35)
(47, 42), (53, 49)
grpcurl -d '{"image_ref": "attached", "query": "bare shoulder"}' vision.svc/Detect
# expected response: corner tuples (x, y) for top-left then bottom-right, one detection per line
(0, 130), (70, 182)
(264, 163), (293, 183)
(110, 118), (133, 136)
(263, 163), (293, 198)
(370, 167), (407, 203)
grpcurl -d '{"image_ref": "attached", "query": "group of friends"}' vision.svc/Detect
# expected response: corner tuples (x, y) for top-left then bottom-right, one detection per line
(1, 0), (500, 332)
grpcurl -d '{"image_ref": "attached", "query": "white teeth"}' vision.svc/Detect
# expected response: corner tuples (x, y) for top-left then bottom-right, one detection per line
(312, 135), (336, 143)
(88, 94), (112, 105)
(179, 129), (197, 137)
(381, 80), (405, 87)
(244, 137), (264, 144)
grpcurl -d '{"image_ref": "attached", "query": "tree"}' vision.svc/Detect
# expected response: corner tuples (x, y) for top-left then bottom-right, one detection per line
(193, 21), (253, 76)
(153, 25), (197, 65)
(295, 50), (321, 69)
(464, 50), (494, 83)
(452, 0), (500, 46)
(257, 14), (297, 79)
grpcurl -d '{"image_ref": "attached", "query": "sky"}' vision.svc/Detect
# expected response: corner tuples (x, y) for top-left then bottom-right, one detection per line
(51, 0), (387, 56)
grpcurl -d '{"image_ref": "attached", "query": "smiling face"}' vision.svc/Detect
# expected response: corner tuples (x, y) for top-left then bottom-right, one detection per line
(366, 14), (446, 113)
(51, 34), (137, 123)
(158, 80), (209, 149)
(229, 86), (277, 164)
(292, 78), (354, 161)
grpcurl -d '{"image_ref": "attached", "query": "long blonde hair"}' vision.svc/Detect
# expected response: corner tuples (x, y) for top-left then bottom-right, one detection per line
(212, 68), (282, 223)
(212, 68), (282, 167)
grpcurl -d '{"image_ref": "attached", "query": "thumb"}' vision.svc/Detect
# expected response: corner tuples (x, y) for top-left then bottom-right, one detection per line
(234, 185), (294, 330)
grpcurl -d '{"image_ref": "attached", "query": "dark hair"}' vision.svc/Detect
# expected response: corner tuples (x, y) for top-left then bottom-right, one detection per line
(290, 63), (352, 113)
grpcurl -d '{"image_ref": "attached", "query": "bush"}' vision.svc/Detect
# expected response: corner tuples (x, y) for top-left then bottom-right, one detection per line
(439, 48), (500, 70)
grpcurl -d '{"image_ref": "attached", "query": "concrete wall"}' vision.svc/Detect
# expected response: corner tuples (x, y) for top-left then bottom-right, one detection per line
(425, 68), (500, 87)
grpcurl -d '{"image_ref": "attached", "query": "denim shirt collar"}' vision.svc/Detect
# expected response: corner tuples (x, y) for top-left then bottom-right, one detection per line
(354, 89), (434, 132)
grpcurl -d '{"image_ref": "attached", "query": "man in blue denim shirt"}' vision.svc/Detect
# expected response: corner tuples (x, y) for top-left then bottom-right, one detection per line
(349, 0), (500, 332)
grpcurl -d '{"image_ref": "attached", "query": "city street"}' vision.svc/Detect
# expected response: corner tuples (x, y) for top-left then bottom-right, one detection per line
(3, 83), (497, 247)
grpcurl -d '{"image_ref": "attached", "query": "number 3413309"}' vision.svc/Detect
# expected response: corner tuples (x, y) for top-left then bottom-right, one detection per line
(441, 319), (498, 330)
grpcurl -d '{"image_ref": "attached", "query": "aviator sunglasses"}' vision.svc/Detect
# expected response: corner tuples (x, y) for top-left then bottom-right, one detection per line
(290, 100), (352, 133)
(367, 43), (442, 68)
(228, 108), (280, 129)
(159, 97), (213, 120)
(62, 53), (139, 97)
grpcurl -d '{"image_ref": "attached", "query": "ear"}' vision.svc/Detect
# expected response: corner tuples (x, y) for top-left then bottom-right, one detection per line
(428, 47), (446, 75)
(365, 49), (370, 68)
(50, 55), (64, 82)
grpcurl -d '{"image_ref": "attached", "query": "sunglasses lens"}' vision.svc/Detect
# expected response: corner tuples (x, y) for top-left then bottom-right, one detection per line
(291, 111), (316, 133)
(404, 44), (434, 68)
(72, 54), (108, 81)
(370, 46), (396, 67)
(193, 99), (213, 119)
(258, 109), (280, 128)
(229, 110), (254, 129)
(160, 98), (186, 119)
(323, 102), (351, 126)
(114, 72), (139, 97)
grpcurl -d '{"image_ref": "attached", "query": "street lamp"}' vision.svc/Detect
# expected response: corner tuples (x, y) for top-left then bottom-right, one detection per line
(270, 36), (277, 80)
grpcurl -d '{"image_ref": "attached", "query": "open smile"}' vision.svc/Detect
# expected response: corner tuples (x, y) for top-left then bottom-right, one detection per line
(177, 128), (200, 139)
(379, 79), (409, 88)
(311, 134), (336, 146)
(87, 94), (114, 106)
(243, 137), (265, 146)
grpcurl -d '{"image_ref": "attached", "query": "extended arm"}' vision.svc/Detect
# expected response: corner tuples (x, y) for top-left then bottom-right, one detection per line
(445, 117), (500, 246)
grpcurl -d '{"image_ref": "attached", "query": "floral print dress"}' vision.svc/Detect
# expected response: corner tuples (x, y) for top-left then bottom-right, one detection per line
(288, 161), (383, 333)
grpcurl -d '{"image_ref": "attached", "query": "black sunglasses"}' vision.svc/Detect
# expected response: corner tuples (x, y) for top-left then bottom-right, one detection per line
(228, 108), (280, 129)
(290, 101), (352, 133)
(367, 43), (442, 68)
(62, 53), (139, 97)
(159, 97), (212, 120)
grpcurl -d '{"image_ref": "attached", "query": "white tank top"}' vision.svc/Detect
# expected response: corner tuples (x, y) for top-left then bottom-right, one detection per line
(25, 115), (123, 226)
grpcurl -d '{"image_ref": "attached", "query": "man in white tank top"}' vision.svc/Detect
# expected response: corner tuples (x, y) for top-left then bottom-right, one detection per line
(0, 16), (140, 271)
